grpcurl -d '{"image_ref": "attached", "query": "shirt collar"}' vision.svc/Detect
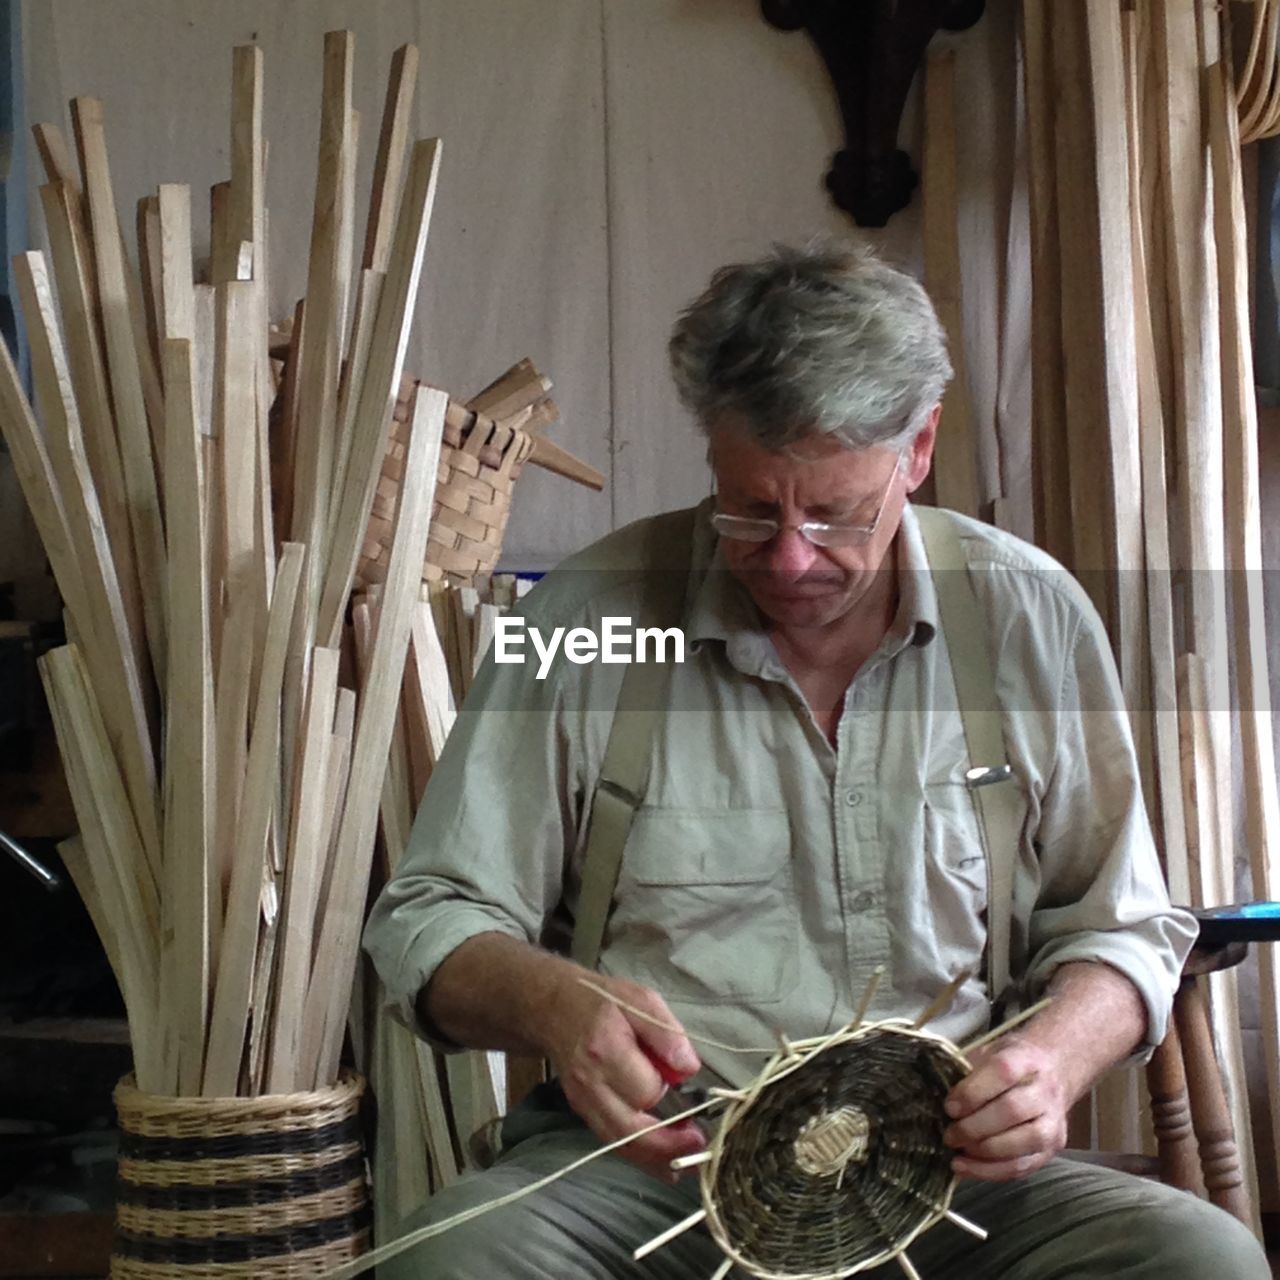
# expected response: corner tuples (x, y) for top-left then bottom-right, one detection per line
(683, 498), (938, 651)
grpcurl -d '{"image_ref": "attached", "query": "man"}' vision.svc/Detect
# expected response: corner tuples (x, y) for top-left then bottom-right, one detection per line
(364, 242), (1269, 1277)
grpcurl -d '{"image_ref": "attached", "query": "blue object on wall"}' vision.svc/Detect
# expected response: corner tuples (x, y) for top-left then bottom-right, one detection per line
(0, 0), (25, 389)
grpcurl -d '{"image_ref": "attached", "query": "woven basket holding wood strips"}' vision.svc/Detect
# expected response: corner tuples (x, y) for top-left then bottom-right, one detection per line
(109, 1071), (370, 1279)
(703, 1023), (968, 1279)
(358, 377), (535, 590)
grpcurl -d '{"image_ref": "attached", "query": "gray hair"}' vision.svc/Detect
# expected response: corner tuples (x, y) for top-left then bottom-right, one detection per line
(668, 240), (952, 452)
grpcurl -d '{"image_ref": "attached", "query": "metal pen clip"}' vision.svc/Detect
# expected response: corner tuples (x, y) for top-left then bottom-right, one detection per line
(965, 763), (1013, 789)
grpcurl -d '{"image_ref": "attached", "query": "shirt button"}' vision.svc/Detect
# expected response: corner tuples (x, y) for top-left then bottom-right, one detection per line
(853, 891), (877, 912)
(844, 789), (862, 807)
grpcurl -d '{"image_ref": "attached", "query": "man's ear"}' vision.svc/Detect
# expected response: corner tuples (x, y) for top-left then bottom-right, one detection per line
(903, 404), (941, 494)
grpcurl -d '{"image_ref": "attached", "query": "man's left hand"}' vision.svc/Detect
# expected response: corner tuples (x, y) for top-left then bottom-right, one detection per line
(941, 1034), (1069, 1181)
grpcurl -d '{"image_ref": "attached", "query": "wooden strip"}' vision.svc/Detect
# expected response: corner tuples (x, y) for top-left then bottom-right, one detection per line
(264, 647), (341, 1093)
(209, 179), (235, 286)
(68, 105), (167, 487)
(1155, 4), (1235, 913)
(327, 269), (386, 550)
(466, 358), (551, 422)
(209, 553), (254, 973)
(1122, 17), (1189, 902)
(159, 337), (213, 1094)
(44, 648), (160, 984)
(528, 434), (606, 491)
(71, 97), (169, 689)
(352, 600), (412, 877)
(1207, 59), (1280, 1180)
(204, 544), (306, 1096)
(229, 44), (264, 277)
(409, 599), (456, 765)
(215, 280), (263, 682)
(337, 108), (360, 357)
(41, 650), (163, 1091)
(136, 195), (163, 375)
(922, 49), (981, 519)
(305, 388), (448, 1087)
(0, 320), (86, 661)
(58, 835), (123, 987)
(363, 44), (419, 273)
(319, 137), (444, 648)
(247, 868), (280, 1094)
(36, 180), (142, 664)
(32, 121), (80, 193)
(14, 251), (161, 875)
(314, 685), (357, 934)
(157, 184), (195, 342)
(291, 30), (355, 622)
(1020, 0), (1072, 564)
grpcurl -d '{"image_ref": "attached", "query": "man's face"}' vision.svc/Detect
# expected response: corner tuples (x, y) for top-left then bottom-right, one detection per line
(709, 413), (936, 631)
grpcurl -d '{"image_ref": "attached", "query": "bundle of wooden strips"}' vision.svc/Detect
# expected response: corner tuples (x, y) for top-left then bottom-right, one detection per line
(0, 30), (454, 1100)
(347, 570), (532, 1223)
(1009, 0), (1278, 1223)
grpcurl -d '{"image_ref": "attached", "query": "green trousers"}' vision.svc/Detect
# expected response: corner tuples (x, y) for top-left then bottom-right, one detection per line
(381, 1094), (1269, 1279)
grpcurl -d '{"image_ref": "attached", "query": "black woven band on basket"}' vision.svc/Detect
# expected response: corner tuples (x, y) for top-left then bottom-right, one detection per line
(115, 1150), (367, 1212)
(708, 1025), (967, 1278)
(116, 1113), (363, 1164)
(110, 1071), (370, 1278)
(113, 1204), (373, 1265)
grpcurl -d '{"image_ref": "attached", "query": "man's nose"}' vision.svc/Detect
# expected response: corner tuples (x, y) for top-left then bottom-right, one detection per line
(761, 527), (819, 579)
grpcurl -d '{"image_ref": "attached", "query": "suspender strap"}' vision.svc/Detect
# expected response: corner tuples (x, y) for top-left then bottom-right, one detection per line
(570, 510), (695, 969)
(915, 506), (1020, 1003)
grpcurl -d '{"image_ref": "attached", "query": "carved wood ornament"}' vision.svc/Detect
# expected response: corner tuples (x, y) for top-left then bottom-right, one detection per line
(761, 0), (985, 226)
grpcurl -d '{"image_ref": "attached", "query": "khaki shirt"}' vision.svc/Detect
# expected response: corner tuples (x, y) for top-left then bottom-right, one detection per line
(364, 502), (1197, 1088)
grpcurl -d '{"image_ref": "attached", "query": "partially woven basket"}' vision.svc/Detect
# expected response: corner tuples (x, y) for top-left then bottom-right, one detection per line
(703, 1022), (968, 1279)
(110, 1071), (371, 1279)
(358, 377), (535, 590)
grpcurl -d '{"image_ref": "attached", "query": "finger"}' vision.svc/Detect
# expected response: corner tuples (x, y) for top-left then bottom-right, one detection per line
(944, 1080), (1042, 1147)
(619, 984), (701, 1080)
(582, 1087), (706, 1174)
(952, 1147), (1053, 1182)
(565, 1006), (668, 1113)
(952, 1115), (1063, 1163)
(622, 1120), (708, 1181)
(945, 1043), (1039, 1120)
(596, 1035), (669, 1113)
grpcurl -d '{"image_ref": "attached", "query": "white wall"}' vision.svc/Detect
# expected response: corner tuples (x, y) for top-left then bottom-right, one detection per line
(10, 0), (1020, 588)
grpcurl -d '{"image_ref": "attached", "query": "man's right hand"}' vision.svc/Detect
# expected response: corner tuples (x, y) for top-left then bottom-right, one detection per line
(543, 970), (706, 1180)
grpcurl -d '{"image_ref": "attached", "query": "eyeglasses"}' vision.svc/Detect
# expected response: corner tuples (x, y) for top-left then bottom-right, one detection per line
(710, 452), (903, 549)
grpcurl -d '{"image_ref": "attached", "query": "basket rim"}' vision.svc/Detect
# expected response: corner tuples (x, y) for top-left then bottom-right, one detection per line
(113, 1068), (365, 1119)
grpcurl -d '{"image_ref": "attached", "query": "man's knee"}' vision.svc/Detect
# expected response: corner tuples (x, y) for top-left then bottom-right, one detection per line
(1119, 1189), (1270, 1279)
(377, 1170), (550, 1280)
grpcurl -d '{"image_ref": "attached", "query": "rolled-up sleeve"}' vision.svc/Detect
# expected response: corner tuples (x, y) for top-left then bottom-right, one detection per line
(1022, 603), (1198, 1058)
(362, 617), (585, 1049)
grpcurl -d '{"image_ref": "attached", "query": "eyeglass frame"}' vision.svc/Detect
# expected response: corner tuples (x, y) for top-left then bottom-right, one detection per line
(709, 449), (906, 549)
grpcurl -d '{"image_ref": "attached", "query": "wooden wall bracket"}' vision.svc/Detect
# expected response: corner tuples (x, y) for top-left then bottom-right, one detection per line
(761, 0), (985, 226)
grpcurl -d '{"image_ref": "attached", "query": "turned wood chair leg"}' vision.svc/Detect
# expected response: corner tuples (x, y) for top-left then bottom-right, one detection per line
(1144, 1018), (1202, 1194)
(1172, 976), (1252, 1224)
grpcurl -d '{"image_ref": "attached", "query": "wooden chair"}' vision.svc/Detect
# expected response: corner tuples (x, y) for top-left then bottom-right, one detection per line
(1142, 904), (1280, 1225)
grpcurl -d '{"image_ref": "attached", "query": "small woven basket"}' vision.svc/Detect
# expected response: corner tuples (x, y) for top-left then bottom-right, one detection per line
(109, 1071), (370, 1279)
(703, 1022), (968, 1279)
(358, 377), (535, 590)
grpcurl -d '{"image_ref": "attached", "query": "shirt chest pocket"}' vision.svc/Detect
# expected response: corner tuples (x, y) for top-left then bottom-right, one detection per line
(604, 808), (796, 1006)
(922, 784), (990, 967)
